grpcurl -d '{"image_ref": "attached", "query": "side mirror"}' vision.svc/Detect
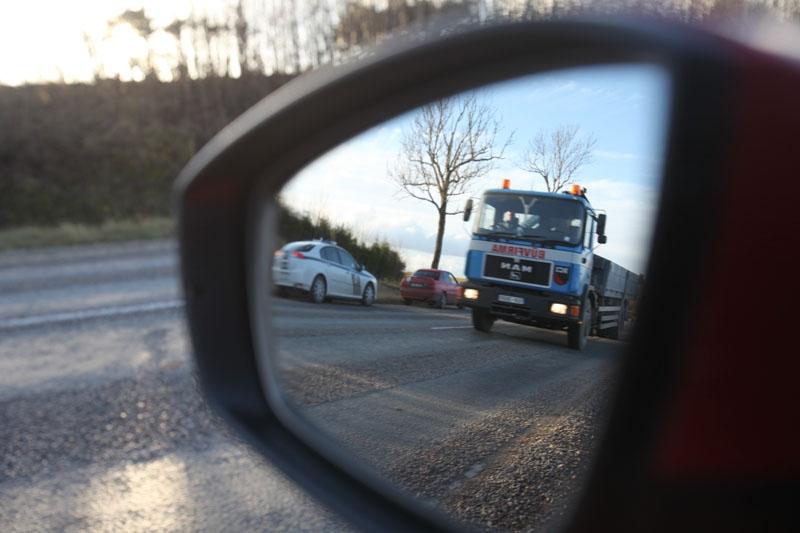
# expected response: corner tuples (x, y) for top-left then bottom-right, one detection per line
(176, 18), (800, 533)
(598, 234), (608, 244)
(597, 213), (607, 236)
(463, 198), (473, 222)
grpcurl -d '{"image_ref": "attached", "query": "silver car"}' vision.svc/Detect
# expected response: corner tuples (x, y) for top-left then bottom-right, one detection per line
(272, 240), (377, 305)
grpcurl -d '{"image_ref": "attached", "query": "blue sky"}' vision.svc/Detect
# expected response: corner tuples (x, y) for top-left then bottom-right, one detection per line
(282, 64), (671, 274)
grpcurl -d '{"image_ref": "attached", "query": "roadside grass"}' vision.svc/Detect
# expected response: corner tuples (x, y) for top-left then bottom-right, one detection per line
(378, 279), (406, 305)
(0, 217), (175, 252)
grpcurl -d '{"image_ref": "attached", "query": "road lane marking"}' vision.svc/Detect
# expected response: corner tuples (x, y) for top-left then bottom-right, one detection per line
(430, 326), (473, 330)
(0, 299), (185, 330)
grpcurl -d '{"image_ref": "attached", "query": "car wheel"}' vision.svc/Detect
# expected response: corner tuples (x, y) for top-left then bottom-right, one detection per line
(403, 298), (412, 305)
(309, 275), (326, 304)
(361, 283), (375, 306)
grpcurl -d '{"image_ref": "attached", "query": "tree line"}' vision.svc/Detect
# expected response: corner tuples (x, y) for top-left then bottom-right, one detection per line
(80, 1), (475, 83)
(2, 0), (798, 239)
(0, 74), (293, 228)
(78, 1), (800, 85)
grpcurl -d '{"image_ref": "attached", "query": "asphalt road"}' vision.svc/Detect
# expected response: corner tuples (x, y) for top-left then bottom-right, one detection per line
(0, 241), (345, 532)
(0, 240), (622, 532)
(274, 297), (620, 531)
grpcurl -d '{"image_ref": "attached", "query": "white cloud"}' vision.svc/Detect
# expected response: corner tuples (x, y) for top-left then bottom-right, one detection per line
(523, 80), (578, 102)
(582, 178), (659, 273)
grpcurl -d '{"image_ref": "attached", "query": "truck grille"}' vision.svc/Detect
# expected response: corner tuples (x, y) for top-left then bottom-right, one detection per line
(490, 301), (531, 318)
(483, 254), (550, 286)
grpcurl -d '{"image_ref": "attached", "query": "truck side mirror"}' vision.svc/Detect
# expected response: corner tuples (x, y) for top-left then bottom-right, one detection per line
(597, 213), (607, 236)
(598, 234), (608, 244)
(463, 199), (473, 222)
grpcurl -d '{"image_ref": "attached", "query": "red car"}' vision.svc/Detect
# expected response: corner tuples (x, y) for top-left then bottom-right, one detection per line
(400, 269), (463, 308)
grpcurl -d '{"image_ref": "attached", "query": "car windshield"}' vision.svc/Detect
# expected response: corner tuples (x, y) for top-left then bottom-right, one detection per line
(413, 270), (440, 280)
(475, 193), (586, 245)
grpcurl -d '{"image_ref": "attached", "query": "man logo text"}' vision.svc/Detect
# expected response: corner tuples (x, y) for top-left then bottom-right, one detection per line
(500, 262), (533, 273)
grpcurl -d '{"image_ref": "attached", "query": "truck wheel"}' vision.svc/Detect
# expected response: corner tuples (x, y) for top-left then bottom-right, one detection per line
(403, 298), (412, 305)
(472, 308), (495, 332)
(568, 302), (591, 350)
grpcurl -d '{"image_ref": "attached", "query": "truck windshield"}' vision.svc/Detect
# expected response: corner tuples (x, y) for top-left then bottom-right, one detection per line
(475, 193), (585, 245)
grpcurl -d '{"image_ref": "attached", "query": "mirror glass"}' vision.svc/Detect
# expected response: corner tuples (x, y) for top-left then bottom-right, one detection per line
(263, 64), (670, 531)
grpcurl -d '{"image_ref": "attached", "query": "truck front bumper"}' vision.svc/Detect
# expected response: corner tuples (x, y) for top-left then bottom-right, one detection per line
(461, 282), (582, 329)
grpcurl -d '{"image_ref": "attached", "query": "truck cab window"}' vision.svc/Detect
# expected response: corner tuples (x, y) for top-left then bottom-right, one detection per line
(476, 193), (584, 245)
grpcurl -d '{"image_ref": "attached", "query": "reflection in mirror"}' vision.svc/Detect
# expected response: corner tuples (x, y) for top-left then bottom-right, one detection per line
(264, 64), (670, 531)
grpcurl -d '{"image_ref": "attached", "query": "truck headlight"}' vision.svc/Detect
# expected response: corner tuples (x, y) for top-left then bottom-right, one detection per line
(464, 288), (479, 300)
(550, 303), (568, 315)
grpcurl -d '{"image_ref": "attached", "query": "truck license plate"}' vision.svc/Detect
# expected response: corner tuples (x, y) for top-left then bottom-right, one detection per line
(498, 294), (524, 305)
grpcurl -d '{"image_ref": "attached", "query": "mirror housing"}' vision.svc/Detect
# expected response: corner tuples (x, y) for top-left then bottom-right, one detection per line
(597, 213), (607, 236)
(175, 17), (800, 533)
(463, 198), (473, 222)
(598, 234), (608, 244)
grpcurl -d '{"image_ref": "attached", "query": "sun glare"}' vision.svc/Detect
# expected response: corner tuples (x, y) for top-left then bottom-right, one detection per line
(0, 1), (196, 85)
(105, 23), (150, 81)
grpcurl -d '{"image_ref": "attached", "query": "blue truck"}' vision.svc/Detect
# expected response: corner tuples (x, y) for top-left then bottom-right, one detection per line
(461, 181), (640, 350)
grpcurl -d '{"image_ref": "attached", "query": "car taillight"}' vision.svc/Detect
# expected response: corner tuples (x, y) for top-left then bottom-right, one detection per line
(291, 251), (306, 259)
(553, 266), (570, 285)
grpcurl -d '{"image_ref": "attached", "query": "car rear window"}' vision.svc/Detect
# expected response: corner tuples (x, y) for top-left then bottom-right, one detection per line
(413, 270), (440, 280)
(283, 243), (315, 252)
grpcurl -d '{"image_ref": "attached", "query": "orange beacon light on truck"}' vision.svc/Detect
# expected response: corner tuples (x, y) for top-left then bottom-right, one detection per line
(502, 179), (511, 189)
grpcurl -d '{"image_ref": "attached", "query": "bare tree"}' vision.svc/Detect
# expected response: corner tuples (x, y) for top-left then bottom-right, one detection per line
(393, 95), (510, 269)
(518, 125), (596, 192)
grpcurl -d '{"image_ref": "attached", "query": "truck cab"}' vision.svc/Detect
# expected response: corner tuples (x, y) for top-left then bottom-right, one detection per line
(461, 183), (607, 350)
